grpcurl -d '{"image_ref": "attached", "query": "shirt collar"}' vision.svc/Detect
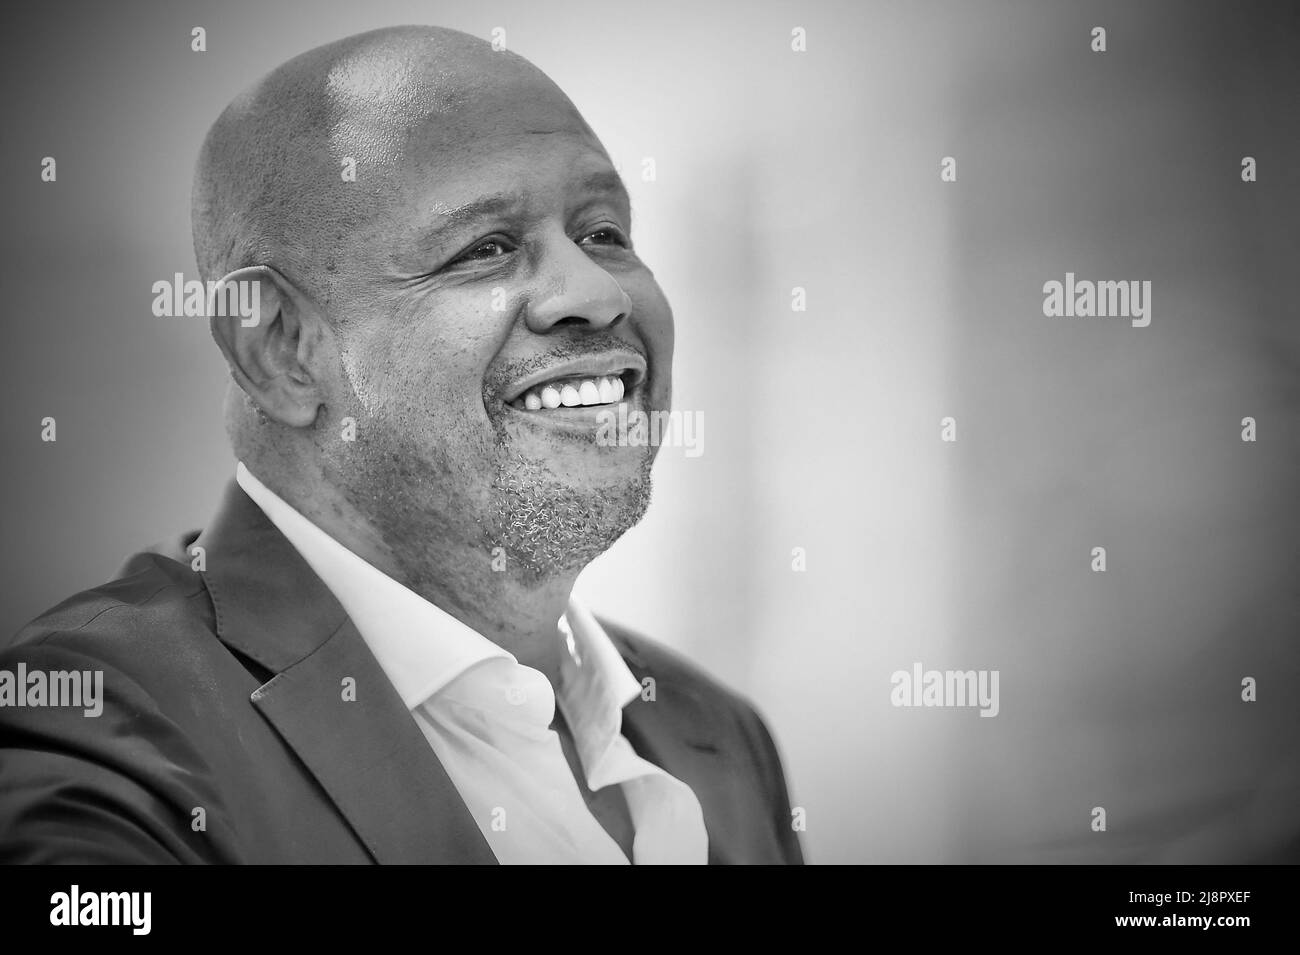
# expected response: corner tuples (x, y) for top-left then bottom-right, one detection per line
(557, 599), (644, 790)
(234, 463), (643, 750)
(237, 462), (508, 706)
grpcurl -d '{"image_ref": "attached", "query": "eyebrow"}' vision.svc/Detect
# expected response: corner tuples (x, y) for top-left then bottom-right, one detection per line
(413, 170), (633, 256)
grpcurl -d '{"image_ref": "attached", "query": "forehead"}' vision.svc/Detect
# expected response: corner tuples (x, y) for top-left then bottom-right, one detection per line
(405, 86), (608, 200)
(326, 55), (619, 224)
(324, 45), (596, 168)
(418, 132), (620, 209)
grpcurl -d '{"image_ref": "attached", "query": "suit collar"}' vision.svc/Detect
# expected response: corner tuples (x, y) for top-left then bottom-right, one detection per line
(234, 462), (512, 708)
(194, 478), (497, 864)
(247, 615), (498, 864)
(194, 478), (348, 674)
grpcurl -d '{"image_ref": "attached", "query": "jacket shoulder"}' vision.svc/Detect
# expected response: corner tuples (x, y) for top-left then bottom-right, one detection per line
(6, 539), (211, 659)
(0, 542), (235, 863)
(2, 540), (230, 719)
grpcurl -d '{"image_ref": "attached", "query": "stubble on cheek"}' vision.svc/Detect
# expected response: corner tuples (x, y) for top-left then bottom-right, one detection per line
(315, 342), (502, 591)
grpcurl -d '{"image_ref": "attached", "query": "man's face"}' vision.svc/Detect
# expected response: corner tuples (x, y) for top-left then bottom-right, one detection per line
(312, 68), (673, 582)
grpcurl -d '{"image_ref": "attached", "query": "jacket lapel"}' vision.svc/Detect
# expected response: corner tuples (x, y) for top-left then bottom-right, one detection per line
(195, 479), (497, 864)
(605, 630), (724, 763)
(606, 632), (737, 862)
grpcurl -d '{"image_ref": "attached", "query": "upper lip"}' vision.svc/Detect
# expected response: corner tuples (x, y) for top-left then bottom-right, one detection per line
(501, 351), (648, 403)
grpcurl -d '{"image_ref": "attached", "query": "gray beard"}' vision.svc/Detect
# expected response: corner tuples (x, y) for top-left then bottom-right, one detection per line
(485, 451), (653, 582)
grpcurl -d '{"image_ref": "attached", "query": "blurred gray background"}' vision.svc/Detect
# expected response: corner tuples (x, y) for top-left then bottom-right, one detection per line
(2, 0), (1296, 863)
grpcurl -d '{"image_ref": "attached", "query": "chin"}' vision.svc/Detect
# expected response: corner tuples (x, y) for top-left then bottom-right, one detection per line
(485, 452), (653, 581)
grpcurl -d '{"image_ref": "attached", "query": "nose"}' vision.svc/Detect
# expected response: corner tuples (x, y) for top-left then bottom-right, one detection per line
(524, 231), (632, 334)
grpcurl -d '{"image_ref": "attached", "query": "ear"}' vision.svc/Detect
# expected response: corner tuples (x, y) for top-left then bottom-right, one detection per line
(208, 266), (329, 428)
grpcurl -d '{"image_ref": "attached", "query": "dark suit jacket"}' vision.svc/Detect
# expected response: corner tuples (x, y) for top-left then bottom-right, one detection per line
(0, 480), (803, 864)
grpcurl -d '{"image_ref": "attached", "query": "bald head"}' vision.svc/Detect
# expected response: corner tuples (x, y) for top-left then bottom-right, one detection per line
(192, 25), (586, 303)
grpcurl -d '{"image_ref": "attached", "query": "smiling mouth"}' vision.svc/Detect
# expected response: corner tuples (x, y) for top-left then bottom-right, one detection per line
(507, 368), (640, 412)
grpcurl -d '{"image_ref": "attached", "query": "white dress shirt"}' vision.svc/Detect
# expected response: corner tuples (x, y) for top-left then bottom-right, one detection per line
(235, 462), (707, 864)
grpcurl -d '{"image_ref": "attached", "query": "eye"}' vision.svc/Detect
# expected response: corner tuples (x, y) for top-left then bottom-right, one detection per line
(578, 226), (630, 249)
(452, 236), (515, 265)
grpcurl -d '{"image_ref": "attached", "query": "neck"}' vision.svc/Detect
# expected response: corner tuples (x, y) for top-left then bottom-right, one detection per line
(255, 464), (577, 688)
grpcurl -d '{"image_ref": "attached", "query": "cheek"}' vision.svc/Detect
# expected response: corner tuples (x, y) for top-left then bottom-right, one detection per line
(630, 277), (675, 397)
(631, 269), (674, 340)
(333, 292), (503, 420)
(332, 336), (395, 419)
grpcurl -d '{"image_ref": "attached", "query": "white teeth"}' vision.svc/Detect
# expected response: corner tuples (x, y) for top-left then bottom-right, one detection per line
(515, 373), (631, 411)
